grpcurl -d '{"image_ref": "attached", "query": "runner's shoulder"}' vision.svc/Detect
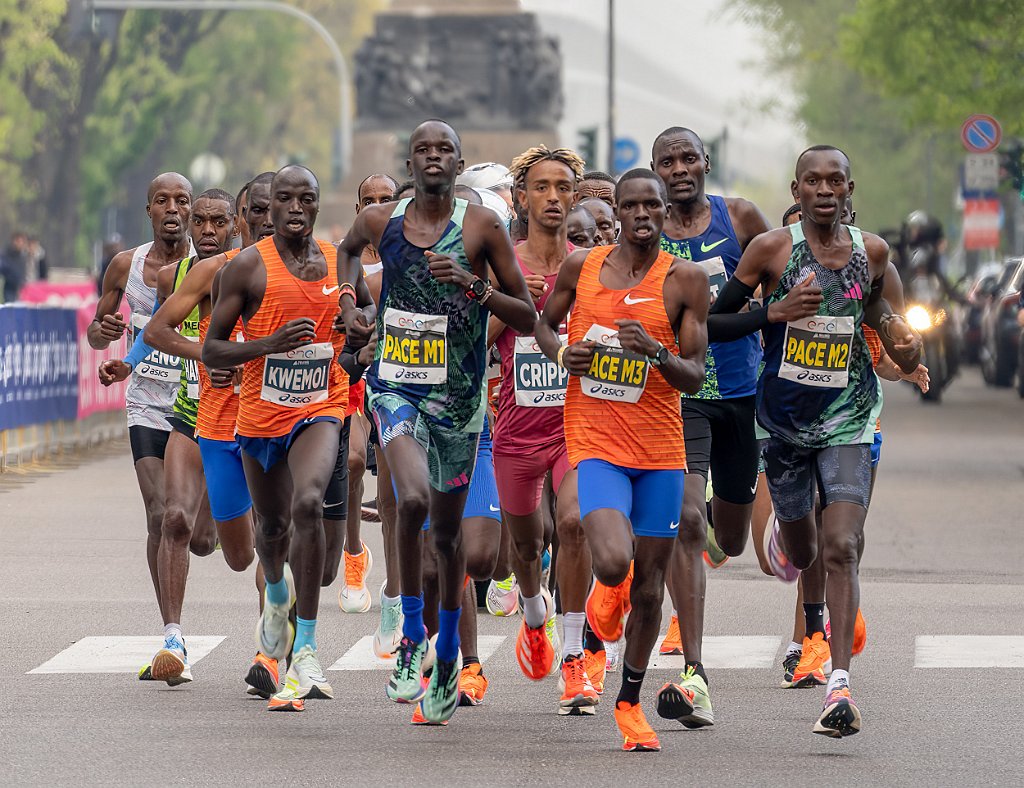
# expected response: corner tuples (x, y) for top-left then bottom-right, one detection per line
(666, 255), (710, 290)
(722, 195), (771, 239)
(561, 247), (591, 278)
(105, 248), (135, 282)
(858, 229), (890, 265)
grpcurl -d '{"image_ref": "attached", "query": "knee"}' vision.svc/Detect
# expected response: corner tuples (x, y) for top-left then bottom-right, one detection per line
(397, 492), (429, 530)
(511, 532), (544, 564)
(788, 537), (818, 571)
(260, 514), (290, 542)
(222, 545), (255, 573)
(554, 513), (586, 549)
(591, 546), (631, 587)
(677, 502), (707, 550)
(146, 509), (164, 540)
(823, 531), (860, 575)
(161, 507), (193, 544)
(628, 580), (664, 615)
(189, 530), (217, 558)
(431, 524), (461, 557)
(347, 448), (366, 480)
(465, 543), (498, 581)
(291, 491), (323, 532)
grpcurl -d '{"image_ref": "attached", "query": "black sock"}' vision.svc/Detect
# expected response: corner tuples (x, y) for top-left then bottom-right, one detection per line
(584, 622), (605, 653)
(685, 660), (708, 686)
(803, 603), (826, 637)
(462, 655), (480, 670)
(616, 662), (645, 705)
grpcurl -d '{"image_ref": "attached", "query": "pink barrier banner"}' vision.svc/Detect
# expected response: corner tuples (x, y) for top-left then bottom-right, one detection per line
(77, 299), (128, 418)
(19, 281), (97, 307)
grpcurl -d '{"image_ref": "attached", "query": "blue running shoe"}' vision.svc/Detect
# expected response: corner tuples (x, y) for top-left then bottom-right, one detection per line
(151, 635), (188, 683)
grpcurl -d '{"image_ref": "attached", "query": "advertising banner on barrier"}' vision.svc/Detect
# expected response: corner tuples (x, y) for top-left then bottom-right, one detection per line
(0, 305), (79, 431)
(77, 301), (128, 419)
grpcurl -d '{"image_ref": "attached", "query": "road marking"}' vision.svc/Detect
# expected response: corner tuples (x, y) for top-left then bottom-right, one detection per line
(915, 636), (1024, 668)
(328, 635), (506, 671)
(649, 636), (780, 670)
(27, 636), (226, 674)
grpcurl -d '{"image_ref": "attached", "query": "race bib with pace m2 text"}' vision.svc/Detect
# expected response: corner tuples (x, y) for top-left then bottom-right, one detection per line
(778, 315), (854, 388)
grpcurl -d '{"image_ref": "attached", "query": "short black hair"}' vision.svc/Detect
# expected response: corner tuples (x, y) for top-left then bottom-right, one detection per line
(795, 145), (850, 178)
(234, 181), (250, 213)
(394, 180), (415, 199)
(614, 168), (668, 204)
(652, 126), (703, 159)
(196, 188), (236, 216)
(581, 170), (616, 185)
(782, 203), (802, 225)
(357, 173), (398, 200)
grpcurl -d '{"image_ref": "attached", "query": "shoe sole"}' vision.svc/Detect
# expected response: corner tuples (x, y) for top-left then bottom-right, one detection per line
(372, 637), (402, 660)
(813, 700), (861, 738)
(297, 683), (334, 700)
(622, 740), (661, 752)
(656, 682), (694, 721)
(138, 665), (154, 681)
(680, 706), (715, 728)
(658, 646), (684, 656)
(268, 699), (304, 712)
(387, 682), (426, 704)
(790, 672), (828, 689)
(559, 704), (597, 716)
(559, 694), (599, 715)
(458, 692), (484, 707)
(151, 650), (185, 682)
(245, 662), (278, 698)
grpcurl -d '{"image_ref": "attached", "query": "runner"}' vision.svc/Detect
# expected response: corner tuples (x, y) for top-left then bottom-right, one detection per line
(337, 119), (534, 723)
(203, 164), (349, 712)
(235, 181), (251, 249)
(93, 172), (200, 684)
(457, 161), (515, 214)
(712, 145), (921, 737)
(536, 168), (710, 751)
(567, 205), (599, 249)
(579, 197), (617, 245)
(577, 171), (617, 209)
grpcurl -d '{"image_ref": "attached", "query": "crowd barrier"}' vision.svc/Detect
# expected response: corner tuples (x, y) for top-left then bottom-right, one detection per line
(0, 286), (127, 469)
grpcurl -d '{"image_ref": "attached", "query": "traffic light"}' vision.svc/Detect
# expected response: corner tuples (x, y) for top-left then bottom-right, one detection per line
(577, 128), (598, 169)
(999, 141), (1024, 193)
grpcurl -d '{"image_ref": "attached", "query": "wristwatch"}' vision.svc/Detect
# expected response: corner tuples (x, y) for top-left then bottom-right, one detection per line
(649, 343), (670, 366)
(465, 277), (489, 300)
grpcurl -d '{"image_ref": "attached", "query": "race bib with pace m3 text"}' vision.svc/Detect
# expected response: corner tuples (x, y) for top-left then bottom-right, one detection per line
(580, 323), (649, 403)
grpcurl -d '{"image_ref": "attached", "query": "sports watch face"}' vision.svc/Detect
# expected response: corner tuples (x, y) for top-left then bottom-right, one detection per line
(656, 346), (670, 365)
(468, 278), (487, 298)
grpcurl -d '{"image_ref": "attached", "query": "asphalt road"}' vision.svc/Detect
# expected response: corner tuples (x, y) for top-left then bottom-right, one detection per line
(1, 368), (1022, 786)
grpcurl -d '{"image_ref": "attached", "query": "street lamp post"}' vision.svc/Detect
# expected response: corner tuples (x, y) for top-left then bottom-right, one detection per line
(606, 0), (615, 175)
(88, 0), (352, 185)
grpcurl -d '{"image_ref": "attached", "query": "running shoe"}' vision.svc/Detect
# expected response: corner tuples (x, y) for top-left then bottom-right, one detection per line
(267, 672), (305, 712)
(764, 516), (800, 583)
(137, 664), (154, 681)
(657, 665), (714, 728)
(387, 635), (434, 703)
(245, 652), (280, 699)
(583, 648), (607, 695)
(373, 582), (403, 658)
(787, 632), (832, 688)
(288, 645), (334, 699)
(338, 542), (373, 613)
(411, 701), (448, 725)
(704, 523), (729, 568)
(166, 663), (192, 687)
(585, 564), (633, 642)
(255, 564), (296, 660)
(658, 614), (683, 655)
(546, 609), (562, 677)
(486, 575), (520, 617)
(458, 662), (488, 706)
(605, 638), (622, 673)
(360, 499), (381, 523)
(557, 654), (599, 716)
(825, 609), (868, 656)
(812, 683), (861, 738)
(515, 587), (555, 680)
(781, 650), (801, 686)
(421, 658), (460, 723)
(151, 634), (187, 683)
(614, 701), (661, 752)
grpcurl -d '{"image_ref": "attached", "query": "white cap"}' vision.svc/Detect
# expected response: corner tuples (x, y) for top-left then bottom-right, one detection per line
(458, 162), (513, 191)
(475, 187), (511, 224)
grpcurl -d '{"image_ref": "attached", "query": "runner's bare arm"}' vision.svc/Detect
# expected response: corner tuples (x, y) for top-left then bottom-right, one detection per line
(88, 250), (132, 349)
(146, 256), (222, 361)
(863, 234), (921, 373)
(476, 210), (535, 335)
(647, 261), (708, 394)
(536, 250), (587, 372)
(337, 207), (386, 344)
(727, 197), (772, 249)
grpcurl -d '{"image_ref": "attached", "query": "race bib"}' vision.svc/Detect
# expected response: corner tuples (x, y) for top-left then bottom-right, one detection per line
(260, 342), (333, 407)
(696, 256), (727, 301)
(513, 334), (569, 407)
(130, 314), (181, 383)
(580, 324), (649, 403)
(183, 336), (200, 400)
(378, 308), (448, 384)
(778, 316), (854, 388)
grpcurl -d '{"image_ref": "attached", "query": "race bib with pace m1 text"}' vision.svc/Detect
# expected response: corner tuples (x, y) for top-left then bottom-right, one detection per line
(378, 308), (448, 385)
(580, 324), (649, 403)
(778, 315), (854, 388)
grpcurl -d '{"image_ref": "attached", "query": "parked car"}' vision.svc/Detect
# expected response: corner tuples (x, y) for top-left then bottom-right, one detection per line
(979, 258), (1024, 387)
(962, 263), (1003, 364)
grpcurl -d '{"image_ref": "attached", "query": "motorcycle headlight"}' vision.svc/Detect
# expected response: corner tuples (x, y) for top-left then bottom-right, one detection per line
(907, 305), (933, 331)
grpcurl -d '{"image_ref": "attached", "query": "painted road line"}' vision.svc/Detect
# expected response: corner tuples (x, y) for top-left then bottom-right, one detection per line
(328, 635), (507, 671)
(915, 636), (1024, 668)
(649, 636), (780, 670)
(28, 636), (226, 674)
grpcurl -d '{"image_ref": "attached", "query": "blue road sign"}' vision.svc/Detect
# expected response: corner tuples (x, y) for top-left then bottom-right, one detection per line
(961, 115), (1002, 154)
(613, 137), (641, 173)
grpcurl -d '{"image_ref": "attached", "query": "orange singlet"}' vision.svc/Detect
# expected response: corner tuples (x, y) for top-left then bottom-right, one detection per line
(864, 325), (883, 368)
(236, 236), (347, 438)
(196, 249), (242, 441)
(564, 245), (686, 470)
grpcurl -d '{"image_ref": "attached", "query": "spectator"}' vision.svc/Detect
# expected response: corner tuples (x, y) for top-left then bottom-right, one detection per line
(1, 232), (28, 303)
(26, 237), (47, 282)
(97, 233), (123, 295)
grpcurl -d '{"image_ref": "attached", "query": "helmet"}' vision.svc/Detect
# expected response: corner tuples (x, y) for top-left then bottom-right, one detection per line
(904, 210), (944, 245)
(457, 162), (513, 192)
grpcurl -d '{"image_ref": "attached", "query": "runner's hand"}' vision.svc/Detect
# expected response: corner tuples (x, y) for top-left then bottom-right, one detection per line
(263, 318), (316, 354)
(524, 274), (548, 302)
(888, 319), (923, 356)
(614, 319), (661, 358)
(898, 363), (930, 393)
(208, 366), (238, 389)
(356, 333), (378, 366)
(766, 272), (822, 323)
(98, 312), (128, 342)
(342, 305), (373, 346)
(98, 359), (132, 386)
(426, 251), (473, 289)
(563, 341), (596, 376)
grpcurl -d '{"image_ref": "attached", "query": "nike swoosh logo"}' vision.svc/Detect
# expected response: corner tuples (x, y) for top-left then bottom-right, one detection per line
(489, 505), (500, 512)
(624, 294), (655, 305)
(700, 238), (728, 253)
(669, 522), (680, 530)
(322, 285), (340, 295)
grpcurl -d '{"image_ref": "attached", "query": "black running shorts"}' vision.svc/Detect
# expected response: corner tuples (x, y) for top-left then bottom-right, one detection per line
(323, 416), (351, 521)
(129, 425), (170, 463)
(762, 440), (872, 522)
(681, 396), (759, 505)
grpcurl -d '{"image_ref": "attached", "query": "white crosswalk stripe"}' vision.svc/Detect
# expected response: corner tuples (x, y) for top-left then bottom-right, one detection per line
(915, 635), (1024, 668)
(649, 636), (781, 669)
(327, 635), (506, 671)
(28, 636), (225, 674)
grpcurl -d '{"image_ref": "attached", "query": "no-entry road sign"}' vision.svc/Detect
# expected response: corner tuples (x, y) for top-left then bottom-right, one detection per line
(961, 115), (1002, 154)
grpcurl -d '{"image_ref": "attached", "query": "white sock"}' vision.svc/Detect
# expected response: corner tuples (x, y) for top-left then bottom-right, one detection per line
(164, 623), (182, 641)
(381, 591), (400, 607)
(522, 592), (547, 629)
(562, 612), (585, 658)
(787, 640), (803, 656)
(827, 668), (850, 693)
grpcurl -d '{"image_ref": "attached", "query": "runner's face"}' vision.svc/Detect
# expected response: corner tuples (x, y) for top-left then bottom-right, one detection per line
(190, 198), (235, 259)
(566, 211), (598, 248)
(616, 179), (666, 246)
(148, 179), (191, 244)
(247, 183), (274, 241)
(792, 151), (853, 227)
(652, 134), (706, 204)
(577, 179), (615, 209)
(357, 176), (396, 214)
(518, 159), (576, 231)
(408, 124), (464, 194)
(581, 199), (617, 244)
(271, 171), (319, 239)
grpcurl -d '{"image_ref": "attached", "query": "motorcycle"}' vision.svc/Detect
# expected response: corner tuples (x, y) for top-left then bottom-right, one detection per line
(905, 271), (960, 403)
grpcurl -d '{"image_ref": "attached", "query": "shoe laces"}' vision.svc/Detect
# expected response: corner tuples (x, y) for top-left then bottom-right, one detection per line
(430, 659), (458, 698)
(380, 599), (402, 631)
(563, 655), (587, 686)
(344, 549), (366, 588)
(494, 575), (516, 593)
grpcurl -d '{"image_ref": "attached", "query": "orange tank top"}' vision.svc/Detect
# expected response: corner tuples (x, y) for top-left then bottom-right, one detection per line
(863, 325), (883, 432)
(196, 249), (242, 441)
(236, 237), (347, 438)
(564, 246), (686, 470)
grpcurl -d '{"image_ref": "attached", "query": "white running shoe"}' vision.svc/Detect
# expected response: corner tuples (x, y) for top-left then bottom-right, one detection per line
(338, 543), (373, 613)
(373, 582), (404, 659)
(605, 637), (623, 673)
(486, 575), (520, 617)
(287, 645), (334, 699)
(255, 564), (296, 661)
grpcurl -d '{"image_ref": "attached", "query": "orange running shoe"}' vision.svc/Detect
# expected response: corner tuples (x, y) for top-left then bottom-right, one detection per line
(658, 614), (683, 655)
(558, 654), (599, 716)
(411, 701), (448, 725)
(338, 542), (373, 613)
(515, 588), (555, 680)
(585, 563), (633, 643)
(852, 608), (867, 656)
(614, 701), (661, 752)
(245, 652), (280, 699)
(787, 632), (832, 688)
(583, 648), (607, 694)
(458, 662), (488, 706)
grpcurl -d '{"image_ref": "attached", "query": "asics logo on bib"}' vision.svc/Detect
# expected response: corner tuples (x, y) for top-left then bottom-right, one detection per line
(623, 294), (654, 305)
(321, 284), (339, 296)
(700, 238), (728, 253)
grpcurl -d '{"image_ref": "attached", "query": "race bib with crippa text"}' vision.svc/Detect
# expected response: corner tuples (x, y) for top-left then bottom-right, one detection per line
(260, 342), (334, 407)
(378, 308), (448, 385)
(130, 314), (181, 383)
(580, 324), (649, 403)
(778, 315), (854, 388)
(695, 256), (727, 302)
(513, 334), (569, 407)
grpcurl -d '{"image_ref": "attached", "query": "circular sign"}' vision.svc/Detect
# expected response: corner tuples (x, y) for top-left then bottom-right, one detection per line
(613, 137), (641, 173)
(189, 153), (227, 187)
(961, 114), (1002, 154)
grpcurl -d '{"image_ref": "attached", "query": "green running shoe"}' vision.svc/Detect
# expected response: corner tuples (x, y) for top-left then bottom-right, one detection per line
(657, 665), (714, 728)
(421, 657), (460, 723)
(387, 636), (434, 704)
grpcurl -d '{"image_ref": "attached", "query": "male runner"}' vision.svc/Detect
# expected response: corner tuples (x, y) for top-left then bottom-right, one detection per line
(712, 146), (921, 737)
(235, 182), (251, 248)
(337, 119), (534, 723)
(204, 165), (349, 712)
(577, 171), (617, 209)
(567, 205), (598, 249)
(579, 197), (617, 245)
(536, 169), (708, 751)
